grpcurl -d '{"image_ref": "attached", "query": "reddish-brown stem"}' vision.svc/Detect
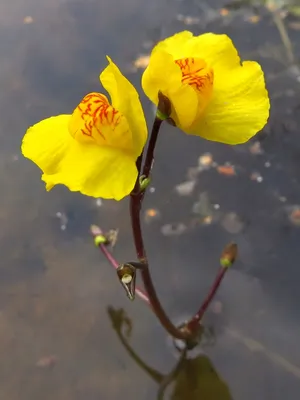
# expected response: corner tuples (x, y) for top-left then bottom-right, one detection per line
(130, 193), (190, 340)
(141, 117), (162, 179)
(185, 266), (228, 332)
(129, 116), (191, 340)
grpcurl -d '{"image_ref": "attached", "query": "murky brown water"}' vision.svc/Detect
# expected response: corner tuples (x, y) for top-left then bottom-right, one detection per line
(1, 0), (300, 398)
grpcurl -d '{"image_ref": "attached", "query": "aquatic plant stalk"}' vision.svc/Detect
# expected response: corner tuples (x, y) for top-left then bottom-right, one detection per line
(184, 243), (236, 331)
(185, 266), (228, 332)
(130, 116), (191, 340)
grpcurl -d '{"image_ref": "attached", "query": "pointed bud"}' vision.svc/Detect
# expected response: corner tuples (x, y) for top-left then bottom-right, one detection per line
(156, 91), (172, 120)
(220, 243), (238, 268)
(116, 263), (137, 301)
(139, 175), (151, 191)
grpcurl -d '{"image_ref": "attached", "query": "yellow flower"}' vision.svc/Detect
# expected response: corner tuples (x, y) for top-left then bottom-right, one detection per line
(142, 31), (270, 144)
(21, 57), (147, 200)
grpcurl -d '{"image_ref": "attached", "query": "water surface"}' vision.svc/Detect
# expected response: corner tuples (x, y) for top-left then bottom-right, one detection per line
(1, 0), (300, 398)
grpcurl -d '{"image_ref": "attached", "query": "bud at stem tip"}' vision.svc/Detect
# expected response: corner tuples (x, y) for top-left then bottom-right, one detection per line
(220, 242), (238, 268)
(157, 91), (172, 119)
(139, 175), (151, 191)
(94, 235), (107, 246)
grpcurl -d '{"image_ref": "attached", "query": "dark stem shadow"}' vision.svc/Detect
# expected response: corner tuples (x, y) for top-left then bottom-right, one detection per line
(107, 306), (233, 400)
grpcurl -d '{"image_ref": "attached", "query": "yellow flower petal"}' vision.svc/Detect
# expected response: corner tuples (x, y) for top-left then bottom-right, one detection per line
(186, 61), (270, 144)
(42, 142), (137, 200)
(168, 84), (199, 128)
(100, 57), (147, 157)
(21, 115), (72, 175)
(142, 50), (182, 105)
(153, 31), (194, 59)
(149, 31), (240, 74)
(183, 33), (241, 76)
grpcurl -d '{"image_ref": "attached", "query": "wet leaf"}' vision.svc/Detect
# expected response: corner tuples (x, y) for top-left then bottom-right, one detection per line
(219, 8), (230, 15)
(217, 165), (236, 176)
(23, 16), (33, 24)
(221, 212), (244, 234)
(187, 166), (202, 180)
(249, 141), (264, 155)
(198, 153), (213, 167)
(36, 355), (57, 368)
(175, 180), (196, 196)
(203, 215), (213, 225)
(247, 15), (261, 23)
(250, 171), (263, 182)
(176, 14), (200, 25)
(287, 205), (300, 226)
(192, 192), (214, 217)
(133, 54), (150, 69)
(144, 208), (160, 223)
(161, 223), (187, 236)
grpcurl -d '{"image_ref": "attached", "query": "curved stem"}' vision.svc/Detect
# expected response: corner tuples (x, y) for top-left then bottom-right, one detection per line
(130, 193), (190, 340)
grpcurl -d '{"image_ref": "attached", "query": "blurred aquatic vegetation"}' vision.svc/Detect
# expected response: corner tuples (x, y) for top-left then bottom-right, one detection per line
(224, 0), (300, 11)
(223, 0), (300, 64)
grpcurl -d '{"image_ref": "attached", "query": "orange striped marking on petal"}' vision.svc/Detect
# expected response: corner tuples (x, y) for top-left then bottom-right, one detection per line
(69, 92), (133, 151)
(175, 57), (214, 113)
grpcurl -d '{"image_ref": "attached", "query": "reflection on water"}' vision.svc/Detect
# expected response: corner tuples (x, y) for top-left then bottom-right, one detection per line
(108, 306), (232, 399)
(1, 0), (300, 398)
